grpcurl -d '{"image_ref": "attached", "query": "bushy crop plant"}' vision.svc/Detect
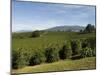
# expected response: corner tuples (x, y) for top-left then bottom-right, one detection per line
(81, 37), (96, 49)
(86, 37), (96, 50)
(80, 47), (95, 58)
(81, 39), (89, 48)
(12, 48), (29, 69)
(71, 40), (81, 56)
(12, 50), (19, 69)
(45, 47), (59, 63)
(29, 50), (46, 66)
(59, 42), (72, 60)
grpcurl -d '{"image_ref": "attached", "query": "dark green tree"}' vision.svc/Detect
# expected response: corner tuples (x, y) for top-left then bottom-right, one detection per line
(31, 30), (40, 37)
(84, 24), (95, 33)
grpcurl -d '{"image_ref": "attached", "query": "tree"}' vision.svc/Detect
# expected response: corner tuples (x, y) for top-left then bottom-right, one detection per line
(59, 42), (72, 59)
(80, 29), (83, 33)
(84, 24), (95, 33)
(31, 30), (40, 37)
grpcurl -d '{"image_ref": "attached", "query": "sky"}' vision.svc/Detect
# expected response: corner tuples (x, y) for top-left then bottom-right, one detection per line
(12, 0), (96, 32)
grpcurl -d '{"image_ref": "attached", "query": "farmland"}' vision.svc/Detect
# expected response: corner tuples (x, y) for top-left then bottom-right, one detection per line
(12, 32), (95, 50)
(12, 31), (96, 74)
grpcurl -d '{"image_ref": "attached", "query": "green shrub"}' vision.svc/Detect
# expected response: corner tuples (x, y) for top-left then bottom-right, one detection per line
(92, 48), (96, 56)
(81, 37), (96, 50)
(29, 50), (46, 66)
(45, 47), (59, 63)
(59, 42), (72, 59)
(71, 40), (81, 55)
(12, 50), (19, 69)
(86, 37), (96, 49)
(81, 39), (88, 48)
(80, 47), (95, 58)
(12, 48), (29, 69)
(31, 30), (40, 37)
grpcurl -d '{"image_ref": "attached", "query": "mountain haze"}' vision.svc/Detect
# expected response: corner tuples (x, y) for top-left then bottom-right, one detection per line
(14, 25), (85, 32)
(45, 26), (85, 32)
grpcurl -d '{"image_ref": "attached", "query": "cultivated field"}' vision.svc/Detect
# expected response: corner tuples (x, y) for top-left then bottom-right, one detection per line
(12, 31), (96, 74)
(12, 32), (95, 50)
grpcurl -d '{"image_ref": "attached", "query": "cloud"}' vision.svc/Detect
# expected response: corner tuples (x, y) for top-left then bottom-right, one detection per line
(12, 1), (95, 31)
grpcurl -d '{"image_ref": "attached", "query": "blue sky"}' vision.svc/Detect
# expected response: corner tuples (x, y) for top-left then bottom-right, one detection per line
(12, 0), (96, 32)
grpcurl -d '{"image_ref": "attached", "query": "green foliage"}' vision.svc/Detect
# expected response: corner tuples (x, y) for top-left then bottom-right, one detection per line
(45, 47), (59, 63)
(81, 39), (89, 48)
(12, 48), (29, 69)
(31, 30), (40, 37)
(12, 31), (96, 50)
(71, 40), (81, 55)
(86, 37), (96, 49)
(12, 50), (19, 69)
(12, 31), (96, 69)
(12, 32), (32, 39)
(84, 24), (95, 33)
(81, 37), (96, 49)
(80, 47), (96, 58)
(29, 50), (46, 66)
(92, 48), (96, 56)
(59, 42), (72, 59)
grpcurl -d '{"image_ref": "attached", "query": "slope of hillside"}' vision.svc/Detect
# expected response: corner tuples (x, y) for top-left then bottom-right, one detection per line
(45, 26), (85, 32)
(12, 31), (95, 50)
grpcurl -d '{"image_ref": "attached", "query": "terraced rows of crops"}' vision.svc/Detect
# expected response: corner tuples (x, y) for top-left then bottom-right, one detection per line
(12, 31), (96, 74)
(12, 32), (95, 50)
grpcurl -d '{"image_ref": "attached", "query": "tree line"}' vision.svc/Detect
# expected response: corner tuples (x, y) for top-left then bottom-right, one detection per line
(80, 24), (96, 33)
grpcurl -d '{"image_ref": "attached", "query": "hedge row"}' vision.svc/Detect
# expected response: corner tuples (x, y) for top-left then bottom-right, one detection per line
(12, 38), (96, 69)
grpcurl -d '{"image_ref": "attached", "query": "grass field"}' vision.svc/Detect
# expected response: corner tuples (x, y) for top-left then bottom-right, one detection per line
(12, 57), (96, 74)
(12, 32), (95, 50)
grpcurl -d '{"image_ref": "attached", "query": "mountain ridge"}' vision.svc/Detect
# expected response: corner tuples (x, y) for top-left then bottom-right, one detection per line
(45, 25), (85, 32)
(13, 25), (85, 32)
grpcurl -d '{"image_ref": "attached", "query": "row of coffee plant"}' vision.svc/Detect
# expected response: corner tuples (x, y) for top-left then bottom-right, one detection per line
(12, 37), (96, 69)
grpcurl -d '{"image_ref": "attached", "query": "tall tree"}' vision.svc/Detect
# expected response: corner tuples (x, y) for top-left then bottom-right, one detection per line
(84, 24), (95, 33)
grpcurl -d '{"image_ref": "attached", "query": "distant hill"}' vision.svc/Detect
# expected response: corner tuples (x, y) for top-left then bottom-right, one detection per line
(45, 26), (85, 32)
(13, 30), (33, 33)
(14, 25), (85, 33)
